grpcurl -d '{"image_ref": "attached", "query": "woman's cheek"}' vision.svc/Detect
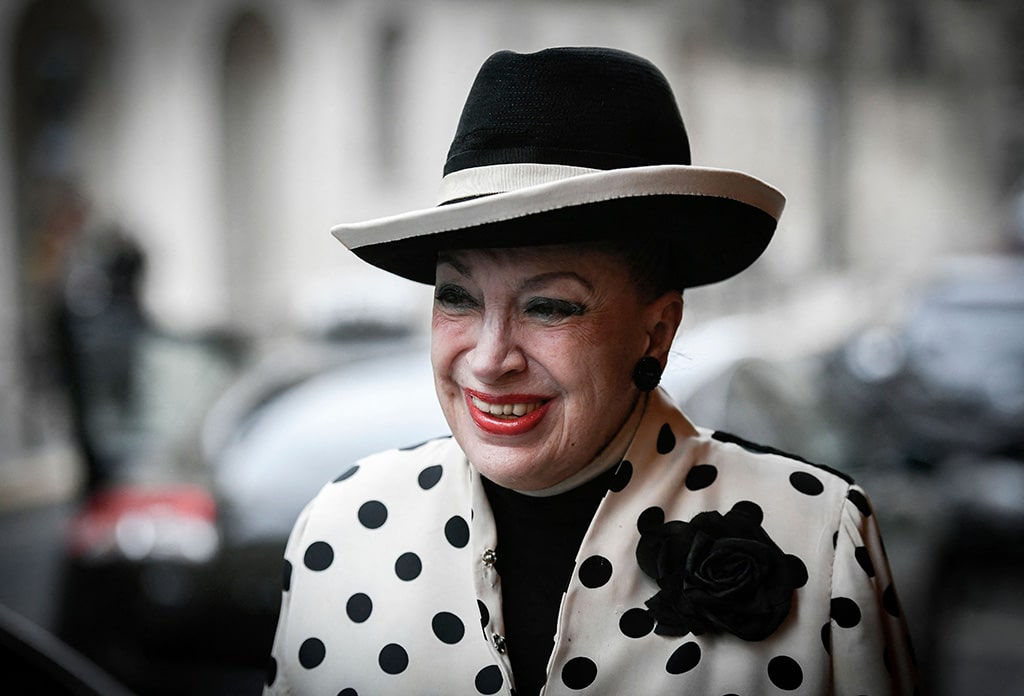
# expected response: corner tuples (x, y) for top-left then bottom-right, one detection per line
(431, 315), (474, 371)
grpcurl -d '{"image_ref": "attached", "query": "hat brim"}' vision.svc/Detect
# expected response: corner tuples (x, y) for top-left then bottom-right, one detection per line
(331, 165), (785, 288)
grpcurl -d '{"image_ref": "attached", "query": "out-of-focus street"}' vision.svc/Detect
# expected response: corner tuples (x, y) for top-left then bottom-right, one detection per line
(2, 1), (1024, 694)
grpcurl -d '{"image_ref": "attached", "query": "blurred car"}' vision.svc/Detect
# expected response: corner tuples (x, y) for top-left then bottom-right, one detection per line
(54, 328), (449, 695)
(681, 255), (1024, 464)
(53, 326), (253, 695)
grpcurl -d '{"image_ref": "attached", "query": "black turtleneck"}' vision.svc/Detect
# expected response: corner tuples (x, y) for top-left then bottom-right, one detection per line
(481, 466), (618, 696)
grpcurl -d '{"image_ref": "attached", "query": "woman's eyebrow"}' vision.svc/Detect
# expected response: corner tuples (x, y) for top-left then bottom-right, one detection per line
(520, 271), (594, 293)
(436, 252), (471, 278)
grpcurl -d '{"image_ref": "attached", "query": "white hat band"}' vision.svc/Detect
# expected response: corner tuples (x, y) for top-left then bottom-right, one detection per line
(438, 163), (599, 204)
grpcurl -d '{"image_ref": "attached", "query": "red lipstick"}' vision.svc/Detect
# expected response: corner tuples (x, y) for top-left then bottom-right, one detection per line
(464, 389), (551, 436)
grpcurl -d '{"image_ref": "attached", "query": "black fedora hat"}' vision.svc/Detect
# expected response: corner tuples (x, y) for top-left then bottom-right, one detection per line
(332, 46), (785, 288)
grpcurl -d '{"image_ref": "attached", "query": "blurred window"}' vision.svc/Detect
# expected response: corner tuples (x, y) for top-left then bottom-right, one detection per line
(220, 10), (283, 334)
(374, 16), (407, 177)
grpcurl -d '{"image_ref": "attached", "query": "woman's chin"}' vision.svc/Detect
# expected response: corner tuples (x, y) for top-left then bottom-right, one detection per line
(447, 403), (581, 489)
(462, 441), (563, 491)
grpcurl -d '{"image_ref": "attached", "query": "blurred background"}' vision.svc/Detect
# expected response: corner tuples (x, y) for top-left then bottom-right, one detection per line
(1, 0), (1022, 694)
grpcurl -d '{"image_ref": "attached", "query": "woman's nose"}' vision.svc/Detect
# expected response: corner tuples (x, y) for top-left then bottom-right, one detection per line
(468, 315), (526, 382)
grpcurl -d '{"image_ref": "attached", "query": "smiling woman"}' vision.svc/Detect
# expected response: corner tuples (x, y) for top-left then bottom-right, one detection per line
(263, 47), (918, 696)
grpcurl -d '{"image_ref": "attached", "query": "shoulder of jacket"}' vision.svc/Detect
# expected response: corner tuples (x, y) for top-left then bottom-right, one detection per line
(709, 429), (855, 486)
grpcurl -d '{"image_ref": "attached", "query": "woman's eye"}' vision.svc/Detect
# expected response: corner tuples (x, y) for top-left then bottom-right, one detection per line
(524, 298), (585, 320)
(435, 284), (479, 310)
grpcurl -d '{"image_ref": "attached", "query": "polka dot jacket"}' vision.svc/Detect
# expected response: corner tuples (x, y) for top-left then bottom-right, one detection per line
(263, 388), (918, 695)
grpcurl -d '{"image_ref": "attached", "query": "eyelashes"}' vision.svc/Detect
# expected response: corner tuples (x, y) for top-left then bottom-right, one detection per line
(435, 284), (587, 321)
(434, 284), (478, 310)
(523, 298), (586, 320)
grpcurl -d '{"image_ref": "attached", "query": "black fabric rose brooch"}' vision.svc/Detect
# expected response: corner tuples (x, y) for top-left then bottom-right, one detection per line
(636, 504), (806, 641)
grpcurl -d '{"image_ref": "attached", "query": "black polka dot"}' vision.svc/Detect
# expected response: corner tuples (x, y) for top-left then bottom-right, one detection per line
(855, 546), (876, 577)
(334, 465), (359, 482)
(831, 597), (862, 628)
(304, 541), (334, 571)
(785, 554), (808, 588)
(338, 689), (357, 696)
(619, 608), (655, 638)
(882, 584), (902, 617)
(282, 559), (293, 591)
(656, 424), (676, 454)
(346, 593), (372, 623)
(445, 515), (470, 548)
(767, 655), (803, 690)
(848, 488), (872, 516)
(820, 622), (831, 654)
(730, 500), (764, 525)
(379, 643), (408, 674)
(789, 471), (824, 496)
(418, 464), (443, 490)
(299, 637), (326, 668)
(395, 552), (422, 581)
(578, 555), (613, 588)
(358, 500), (388, 529)
(637, 506), (665, 534)
(477, 600), (490, 628)
(432, 611), (466, 644)
(265, 656), (277, 686)
(475, 665), (503, 694)
(561, 656), (597, 689)
(609, 460), (633, 492)
(685, 464), (718, 490)
(666, 641), (701, 674)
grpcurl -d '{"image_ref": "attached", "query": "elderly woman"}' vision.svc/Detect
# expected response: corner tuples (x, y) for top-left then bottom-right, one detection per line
(264, 47), (917, 695)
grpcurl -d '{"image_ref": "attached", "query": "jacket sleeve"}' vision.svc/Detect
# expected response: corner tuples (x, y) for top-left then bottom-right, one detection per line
(261, 497), (316, 696)
(829, 483), (920, 695)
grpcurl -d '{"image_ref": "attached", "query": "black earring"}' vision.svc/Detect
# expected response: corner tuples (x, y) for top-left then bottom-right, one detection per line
(632, 356), (662, 392)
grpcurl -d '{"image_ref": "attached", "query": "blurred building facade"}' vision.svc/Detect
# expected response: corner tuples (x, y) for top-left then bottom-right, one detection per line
(1, 0), (1022, 486)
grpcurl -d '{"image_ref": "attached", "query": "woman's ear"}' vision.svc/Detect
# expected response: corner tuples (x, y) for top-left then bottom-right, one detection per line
(644, 291), (684, 363)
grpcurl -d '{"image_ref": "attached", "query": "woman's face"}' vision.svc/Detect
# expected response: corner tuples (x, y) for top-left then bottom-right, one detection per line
(431, 244), (681, 491)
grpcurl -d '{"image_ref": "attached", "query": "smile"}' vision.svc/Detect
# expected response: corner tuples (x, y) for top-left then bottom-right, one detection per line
(470, 396), (543, 418)
(464, 390), (551, 436)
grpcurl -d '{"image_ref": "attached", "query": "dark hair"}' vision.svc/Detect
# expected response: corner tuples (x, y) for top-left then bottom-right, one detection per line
(599, 237), (681, 299)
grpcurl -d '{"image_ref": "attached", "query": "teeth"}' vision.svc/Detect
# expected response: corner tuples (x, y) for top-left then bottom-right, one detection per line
(471, 396), (541, 418)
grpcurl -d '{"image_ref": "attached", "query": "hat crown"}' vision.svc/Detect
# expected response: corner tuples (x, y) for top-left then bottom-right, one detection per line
(444, 47), (691, 176)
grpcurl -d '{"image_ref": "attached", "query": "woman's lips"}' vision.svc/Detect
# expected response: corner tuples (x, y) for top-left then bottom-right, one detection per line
(464, 389), (551, 436)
